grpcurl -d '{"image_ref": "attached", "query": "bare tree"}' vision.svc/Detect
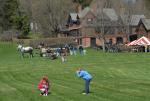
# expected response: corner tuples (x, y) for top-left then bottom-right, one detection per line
(19, 0), (74, 36)
(33, 0), (74, 37)
(120, 0), (138, 42)
(95, 0), (113, 52)
(95, 0), (129, 52)
(19, 0), (33, 19)
(19, 0), (38, 34)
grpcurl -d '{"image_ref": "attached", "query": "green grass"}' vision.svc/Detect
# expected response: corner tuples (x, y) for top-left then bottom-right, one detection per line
(0, 42), (150, 101)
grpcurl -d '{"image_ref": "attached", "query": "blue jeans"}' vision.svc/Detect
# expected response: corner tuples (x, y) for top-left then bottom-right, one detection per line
(84, 79), (91, 94)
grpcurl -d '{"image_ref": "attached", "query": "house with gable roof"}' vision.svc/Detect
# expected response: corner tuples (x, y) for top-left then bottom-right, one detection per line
(95, 8), (127, 45)
(62, 7), (128, 47)
(78, 7), (97, 47)
(137, 18), (150, 38)
(122, 15), (145, 41)
(60, 5), (148, 47)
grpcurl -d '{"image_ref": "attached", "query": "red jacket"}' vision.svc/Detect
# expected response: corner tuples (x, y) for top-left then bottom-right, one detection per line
(38, 79), (49, 90)
(38, 80), (44, 90)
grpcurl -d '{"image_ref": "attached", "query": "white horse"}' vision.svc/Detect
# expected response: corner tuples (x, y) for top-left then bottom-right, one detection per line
(17, 44), (33, 58)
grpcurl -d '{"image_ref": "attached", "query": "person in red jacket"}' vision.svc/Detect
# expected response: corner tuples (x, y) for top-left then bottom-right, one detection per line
(38, 76), (50, 96)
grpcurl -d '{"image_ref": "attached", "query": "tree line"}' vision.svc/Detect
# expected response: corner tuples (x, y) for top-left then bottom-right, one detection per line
(0, 0), (92, 37)
(0, 0), (149, 38)
(0, 0), (30, 36)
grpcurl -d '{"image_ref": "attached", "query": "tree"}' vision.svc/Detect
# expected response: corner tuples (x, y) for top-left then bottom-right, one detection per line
(12, 12), (30, 36)
(19, 0), (36, 33)
(95, 0), (112, 52)
(120, 0), (140, 41)
(0, 0), (30, 36)
(95, 0), (126, 51)
(11, 0), (30, 36)
(0, 0), (18, 31)
(33, 0), (74, 37)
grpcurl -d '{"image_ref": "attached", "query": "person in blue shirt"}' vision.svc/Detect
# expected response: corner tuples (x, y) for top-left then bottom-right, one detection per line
(76, 68), (92, 94)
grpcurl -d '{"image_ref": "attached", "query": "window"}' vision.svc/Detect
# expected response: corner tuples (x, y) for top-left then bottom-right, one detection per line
(88, 18), (92, 22)
(87, 18), (93, 24)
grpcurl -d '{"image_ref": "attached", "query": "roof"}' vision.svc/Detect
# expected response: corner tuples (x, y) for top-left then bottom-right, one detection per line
(70, 13), (78, 21)
(130, 15), (145, 26)
(127, 36), (150, 46)
(141, 18), (150, 30)
(103, 9), (118, 21)
(78, 7), (118, 22)
(78, 7), (91, 18)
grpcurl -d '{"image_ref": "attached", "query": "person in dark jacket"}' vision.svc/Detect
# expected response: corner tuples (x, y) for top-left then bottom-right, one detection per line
(76, 68), (92, 94)
(79, 45), (84, 56)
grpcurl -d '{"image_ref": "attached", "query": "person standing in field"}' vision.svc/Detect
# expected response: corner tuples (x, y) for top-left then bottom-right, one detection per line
(60, 47), (67, 62)
(76, 68), (92, 94)
(79, 45), (84, 56)
(73, 46), (77, 55)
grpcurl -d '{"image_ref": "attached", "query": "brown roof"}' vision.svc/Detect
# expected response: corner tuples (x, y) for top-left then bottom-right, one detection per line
(130, 15), (145, 26)
(141, 18), (150, 30)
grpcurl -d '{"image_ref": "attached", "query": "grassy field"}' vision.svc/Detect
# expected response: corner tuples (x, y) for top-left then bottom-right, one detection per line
(0, 43), (150, 101)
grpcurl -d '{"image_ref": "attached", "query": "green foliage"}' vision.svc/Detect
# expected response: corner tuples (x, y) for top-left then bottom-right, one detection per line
(12, 13), (30, 36)
(0, 0), (30, 36)
(0, 0), (18, 30)
(1, 43), (150, 101)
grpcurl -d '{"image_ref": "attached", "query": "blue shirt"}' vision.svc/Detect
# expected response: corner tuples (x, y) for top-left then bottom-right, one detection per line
(76, 70), (92, 80)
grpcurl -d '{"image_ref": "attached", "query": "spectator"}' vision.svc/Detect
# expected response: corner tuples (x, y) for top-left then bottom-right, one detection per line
(79, 45), (84, 56)
(73, 46), (77, 55)
(69, 45), (73, 55)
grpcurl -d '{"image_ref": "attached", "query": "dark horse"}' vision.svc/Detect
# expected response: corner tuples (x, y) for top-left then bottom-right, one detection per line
(17, 44), (33, 58)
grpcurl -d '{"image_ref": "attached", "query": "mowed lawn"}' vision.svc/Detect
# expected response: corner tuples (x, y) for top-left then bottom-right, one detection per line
(0, 43), (150, 101)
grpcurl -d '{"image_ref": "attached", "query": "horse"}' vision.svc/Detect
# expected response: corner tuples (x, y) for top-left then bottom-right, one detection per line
(17, 44), (33, 58)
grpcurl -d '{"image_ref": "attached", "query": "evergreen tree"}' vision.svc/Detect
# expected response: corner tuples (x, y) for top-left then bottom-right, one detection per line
(0, 0), (30, 36)
(0, 0), (18, 31)
(12, 8), (30, 36)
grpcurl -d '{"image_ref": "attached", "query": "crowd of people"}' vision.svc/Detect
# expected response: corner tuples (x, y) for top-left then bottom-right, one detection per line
(39, 44), (87, 63)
